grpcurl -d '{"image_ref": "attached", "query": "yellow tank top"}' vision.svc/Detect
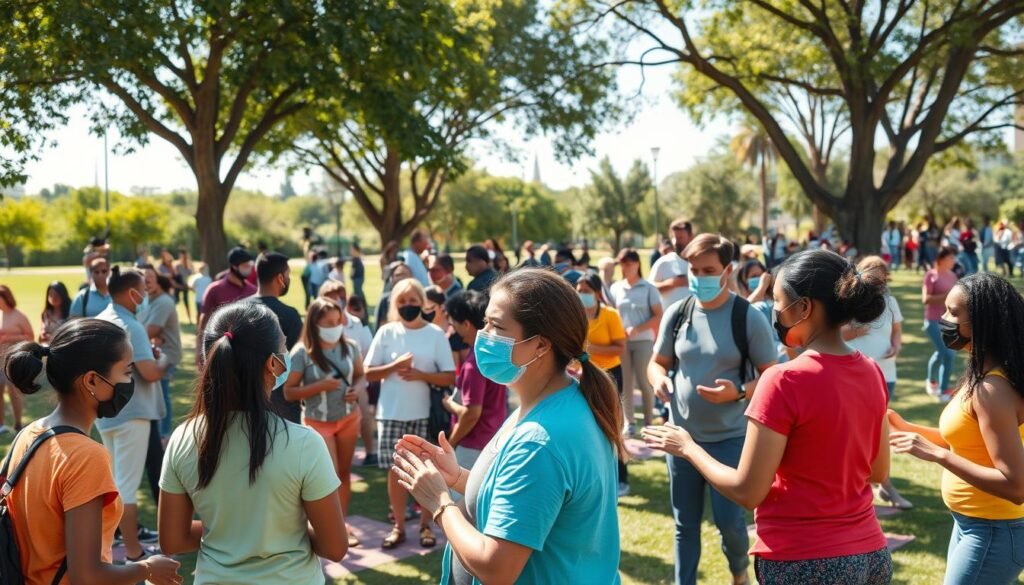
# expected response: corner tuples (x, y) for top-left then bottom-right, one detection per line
(939, 369), (1024, 520)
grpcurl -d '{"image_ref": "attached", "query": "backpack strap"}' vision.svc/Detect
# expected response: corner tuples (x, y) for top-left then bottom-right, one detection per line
(1, 426), (88, 498)
(669, 296), (697, 374)
(731, 296), (753, 383)
(81, 289), (89, 318)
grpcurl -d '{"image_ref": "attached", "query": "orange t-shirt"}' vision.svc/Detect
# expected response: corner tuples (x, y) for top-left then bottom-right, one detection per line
(6, 422), (122, 585)
(587, 306), (627, 371)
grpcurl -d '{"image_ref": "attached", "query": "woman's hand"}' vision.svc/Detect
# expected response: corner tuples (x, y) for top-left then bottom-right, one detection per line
(887, 409), (910, 432)
(642, 424), (695, 459)
(142, 555), (182, 585)
(393, 448), (451, 515)
(396, 432), (461, 487)
(890, 431), (946, 462)
(343, 388), (359, 403)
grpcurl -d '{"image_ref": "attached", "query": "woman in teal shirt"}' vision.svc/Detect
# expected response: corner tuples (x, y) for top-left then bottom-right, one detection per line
(158, 302), (348, 584)
(394, 268), (625, 584)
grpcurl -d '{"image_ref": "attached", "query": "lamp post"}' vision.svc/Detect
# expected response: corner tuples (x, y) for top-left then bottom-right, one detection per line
(650, 146), (661, 239)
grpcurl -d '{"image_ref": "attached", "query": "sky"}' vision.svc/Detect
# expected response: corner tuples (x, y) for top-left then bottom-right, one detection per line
(20, 61), (735, 197)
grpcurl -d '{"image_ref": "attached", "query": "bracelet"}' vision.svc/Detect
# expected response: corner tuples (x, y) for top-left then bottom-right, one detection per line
(433, 501), (459, 524)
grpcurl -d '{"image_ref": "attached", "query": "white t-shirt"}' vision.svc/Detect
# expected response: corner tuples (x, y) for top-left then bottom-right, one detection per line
(365, 322), (456, 421)
(343, 314), (373, 358)
(847, 294), (903, 382)
(649, 252), (692, 309)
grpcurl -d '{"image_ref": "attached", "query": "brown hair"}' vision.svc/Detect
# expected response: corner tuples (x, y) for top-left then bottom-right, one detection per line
(492, 268), (627, 460)
(682, 233), (734, 267)
(302, 298), (349, 371)
(318, 280), (346, 300)
(0, 285), (16, 309)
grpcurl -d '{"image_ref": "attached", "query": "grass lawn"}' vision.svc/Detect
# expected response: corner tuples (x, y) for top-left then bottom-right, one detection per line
(0, 261), (1016, 584)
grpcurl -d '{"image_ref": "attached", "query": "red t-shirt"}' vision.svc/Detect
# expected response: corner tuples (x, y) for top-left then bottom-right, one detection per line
(201, 276), (256, 317)
(745, 351), (888, 561)
(454, 349), (508, 450)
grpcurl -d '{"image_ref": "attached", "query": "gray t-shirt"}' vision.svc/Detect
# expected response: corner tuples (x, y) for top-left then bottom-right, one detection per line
(449, 414), (513, 585)
(653, 294), (776, 442)
(94, 303), (166, 429)
(145, 293), (182, 366)
(609, 278), (661, 342)
(289, 342), (357, 422)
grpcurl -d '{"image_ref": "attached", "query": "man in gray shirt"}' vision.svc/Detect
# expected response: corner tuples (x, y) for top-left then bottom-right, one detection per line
(142, 266), (182, 439)
(648, 234), (777, 585)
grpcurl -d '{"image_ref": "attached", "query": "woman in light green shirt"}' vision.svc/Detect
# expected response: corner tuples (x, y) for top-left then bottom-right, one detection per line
(158, 302), (348, 584)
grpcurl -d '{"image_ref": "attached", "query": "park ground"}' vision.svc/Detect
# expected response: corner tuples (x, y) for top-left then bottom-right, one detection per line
(0, 258), (1014, 584)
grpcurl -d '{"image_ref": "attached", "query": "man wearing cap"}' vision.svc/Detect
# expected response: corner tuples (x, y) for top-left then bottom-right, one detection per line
(197, 247), (257, 338)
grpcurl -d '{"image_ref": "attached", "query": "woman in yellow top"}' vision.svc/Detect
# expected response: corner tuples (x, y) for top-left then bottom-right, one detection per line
(889, 272), (1024, 585)
(576, 272), (629, 496)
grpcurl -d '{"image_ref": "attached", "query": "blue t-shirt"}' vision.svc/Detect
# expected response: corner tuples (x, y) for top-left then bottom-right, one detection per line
(95, 303), (166, 429)
(69, 286), (112, 318)
(440, 382), (621, 584)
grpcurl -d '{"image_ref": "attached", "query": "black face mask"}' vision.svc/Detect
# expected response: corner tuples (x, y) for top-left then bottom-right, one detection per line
(281, 277), (291, 297)
(772, 299), (806, 348)
(422, 310), (436, 323)
(939, 317), (970, 350)
(92, 375), (135, 419)
(398, 305), (422, 322)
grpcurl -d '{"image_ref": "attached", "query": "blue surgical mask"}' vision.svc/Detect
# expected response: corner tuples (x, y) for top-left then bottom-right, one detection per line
(747, 276), (762, 291)
(578, 292), (596, 309)
(474, 330), (542, 385)
(688, 270), (726, 303)
(129, 289), (149, 317)
(272, 352), (292, 389)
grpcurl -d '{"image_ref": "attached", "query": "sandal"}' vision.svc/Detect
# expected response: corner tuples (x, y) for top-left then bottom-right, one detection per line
(347, 525), (360, 548)
(381, 526), (405, 549)
(419, 526), (437, 548)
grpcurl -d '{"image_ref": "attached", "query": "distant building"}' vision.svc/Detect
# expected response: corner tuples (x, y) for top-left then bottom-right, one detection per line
(532, 153), (542, 185)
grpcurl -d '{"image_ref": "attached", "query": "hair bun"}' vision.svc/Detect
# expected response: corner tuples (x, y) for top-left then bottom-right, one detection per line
(2, 342), (48, 395)
(835, 262), (887, 324)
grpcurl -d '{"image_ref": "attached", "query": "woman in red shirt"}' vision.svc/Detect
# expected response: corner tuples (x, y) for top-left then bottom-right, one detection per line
(644, 249), (892, 584)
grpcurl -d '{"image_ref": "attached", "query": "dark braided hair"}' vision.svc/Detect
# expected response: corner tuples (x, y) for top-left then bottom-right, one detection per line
(956, 273), (1024, 401)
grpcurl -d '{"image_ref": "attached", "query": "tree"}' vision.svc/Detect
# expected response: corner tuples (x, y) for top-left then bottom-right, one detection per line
(0, 198), (46, 269)
(576, 0), (1024, 252)
(730, 123), (777, 237)
(294, 0), (618, 247)
(661, 153), (756, 239)
(584, 157), (651, 251)
(7, 1), (435, 273)
(432, 169), (570, 248)
(108, 198), (169, 254)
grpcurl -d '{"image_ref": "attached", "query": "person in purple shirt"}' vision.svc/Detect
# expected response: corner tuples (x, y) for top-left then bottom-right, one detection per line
(197, 247), (257, 340)
(442, 290), (508, 469)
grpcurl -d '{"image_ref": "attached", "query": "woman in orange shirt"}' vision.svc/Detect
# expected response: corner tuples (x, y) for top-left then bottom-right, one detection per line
(889, 273), (1024, 585)
(577, 272), (629, 496)
(2, 319), (180, 585)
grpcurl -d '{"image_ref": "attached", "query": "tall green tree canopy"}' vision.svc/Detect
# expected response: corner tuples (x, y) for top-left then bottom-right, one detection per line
(293, 0), (619, 247)
(584, 157), (652, 251)
(661, 152), (756, 239)
(569, 0), (1024, 251)
(5, 0), (443, 272)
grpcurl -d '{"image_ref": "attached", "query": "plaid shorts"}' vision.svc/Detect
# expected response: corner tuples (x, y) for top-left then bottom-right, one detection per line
(377, 418), (428, 470)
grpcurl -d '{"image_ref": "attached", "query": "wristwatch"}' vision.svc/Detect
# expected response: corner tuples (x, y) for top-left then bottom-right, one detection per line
(735, 385), (747, 402)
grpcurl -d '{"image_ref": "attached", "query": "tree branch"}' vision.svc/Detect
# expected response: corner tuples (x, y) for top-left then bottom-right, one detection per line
(97, 78), (194, 168)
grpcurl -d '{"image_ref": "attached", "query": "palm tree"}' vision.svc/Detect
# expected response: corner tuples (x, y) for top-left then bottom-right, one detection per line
(730, 123), (777, 237)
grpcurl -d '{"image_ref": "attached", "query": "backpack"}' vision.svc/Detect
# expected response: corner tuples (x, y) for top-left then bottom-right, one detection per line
(668, 295), (755, 390)
(0, 426), (88, 585)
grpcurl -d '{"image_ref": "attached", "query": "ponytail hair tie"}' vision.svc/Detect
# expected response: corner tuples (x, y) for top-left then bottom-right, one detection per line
(576, 352), (589, 363)
(223, 331), (234, 340)
(39, 346), (51, 358)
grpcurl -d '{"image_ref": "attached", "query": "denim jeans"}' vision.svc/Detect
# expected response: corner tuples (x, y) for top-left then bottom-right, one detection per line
(159, 366), (176, 438)
(944, 512), (1024, 585)
(668, 435), (749, 585)
(924, 320), (956, 393)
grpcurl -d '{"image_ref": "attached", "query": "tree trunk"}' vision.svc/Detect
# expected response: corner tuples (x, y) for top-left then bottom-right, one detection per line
(196, 178), (229, 275)
(810, 160), (829, 235)
(4, 244), (12, 271)
(759, 156), (769, 237)
(613, 229), (623, 254)
(832, 190), (883, 255)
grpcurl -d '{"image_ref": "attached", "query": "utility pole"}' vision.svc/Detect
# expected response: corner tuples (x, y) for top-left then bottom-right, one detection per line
(650, 146), (661, 241)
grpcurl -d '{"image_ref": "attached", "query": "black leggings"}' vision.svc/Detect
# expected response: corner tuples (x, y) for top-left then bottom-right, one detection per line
(144, 420), (163, 505)
(607, 365), (628, 484)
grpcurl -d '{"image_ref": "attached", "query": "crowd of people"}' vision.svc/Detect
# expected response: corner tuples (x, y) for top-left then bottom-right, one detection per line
(1, 214), (1023, 585)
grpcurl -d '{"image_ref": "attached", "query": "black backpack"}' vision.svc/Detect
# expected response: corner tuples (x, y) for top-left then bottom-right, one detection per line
(0, 426), (88, 585)
(668, 294), (755, 391)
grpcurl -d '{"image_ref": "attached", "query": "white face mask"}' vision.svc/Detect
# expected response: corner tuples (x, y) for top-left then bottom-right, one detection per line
(319, 324), (344, 344)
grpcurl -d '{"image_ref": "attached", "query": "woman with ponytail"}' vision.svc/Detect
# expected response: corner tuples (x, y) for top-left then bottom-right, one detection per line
(393, 268), (623, 584)
(158, 302), (348, 584)
(2, 320), (180, 584)
(644, 249), (893, 584)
